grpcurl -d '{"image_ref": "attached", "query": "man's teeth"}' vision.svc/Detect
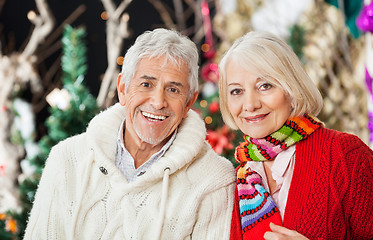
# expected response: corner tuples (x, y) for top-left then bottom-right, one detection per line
(142, 111), (166, 121)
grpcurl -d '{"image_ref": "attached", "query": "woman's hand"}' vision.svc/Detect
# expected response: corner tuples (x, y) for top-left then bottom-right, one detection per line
(264, 222), (309, 240)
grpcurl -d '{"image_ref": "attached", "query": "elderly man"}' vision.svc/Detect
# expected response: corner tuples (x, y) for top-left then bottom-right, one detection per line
(24, 28), (235, 239)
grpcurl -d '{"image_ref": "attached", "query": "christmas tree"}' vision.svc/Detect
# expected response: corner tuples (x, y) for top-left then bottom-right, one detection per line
(0, 25), (99, 239)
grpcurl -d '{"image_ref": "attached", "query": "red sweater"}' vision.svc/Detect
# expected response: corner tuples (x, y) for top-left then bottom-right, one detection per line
(230, 127), (373, 239)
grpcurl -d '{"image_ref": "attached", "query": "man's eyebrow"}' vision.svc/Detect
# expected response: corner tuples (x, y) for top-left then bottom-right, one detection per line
(140, 75), (185, 88)
(169, 81), (184, 87)
(140, 75), (157, 80)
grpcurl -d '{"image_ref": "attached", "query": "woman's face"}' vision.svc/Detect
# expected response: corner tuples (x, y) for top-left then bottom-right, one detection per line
(225, 60), (292, 139)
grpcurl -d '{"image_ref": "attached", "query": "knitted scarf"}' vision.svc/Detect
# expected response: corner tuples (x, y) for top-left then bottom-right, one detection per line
(235, 114), (322, 239)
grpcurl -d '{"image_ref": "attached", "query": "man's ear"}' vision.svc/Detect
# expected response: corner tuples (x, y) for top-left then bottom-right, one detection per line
(117, 74), (126, 106)
(183, 91), (199, 118)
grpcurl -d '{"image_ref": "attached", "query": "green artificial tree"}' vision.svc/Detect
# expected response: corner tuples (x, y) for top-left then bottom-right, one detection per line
(0, 25), (99, 239)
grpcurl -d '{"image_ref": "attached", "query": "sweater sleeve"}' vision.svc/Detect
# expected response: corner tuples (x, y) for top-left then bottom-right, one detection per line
(191, 182), (235, 240)
(344, 137), (373, 238)
(23, 143), (69, 240)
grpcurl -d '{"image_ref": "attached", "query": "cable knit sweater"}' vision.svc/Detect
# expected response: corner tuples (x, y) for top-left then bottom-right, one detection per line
(24, 103), (236, 240)
(230, 127), (373, 239)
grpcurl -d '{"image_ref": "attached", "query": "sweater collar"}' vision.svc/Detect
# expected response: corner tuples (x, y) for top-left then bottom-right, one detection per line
(86, 103), (206, 181)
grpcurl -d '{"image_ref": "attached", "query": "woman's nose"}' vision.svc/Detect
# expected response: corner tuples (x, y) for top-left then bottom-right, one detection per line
(243, 91), (261, 112)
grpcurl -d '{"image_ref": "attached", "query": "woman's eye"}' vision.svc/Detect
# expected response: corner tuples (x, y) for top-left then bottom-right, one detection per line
(259, 83), (272, 91)
(230, 89), (242, 95)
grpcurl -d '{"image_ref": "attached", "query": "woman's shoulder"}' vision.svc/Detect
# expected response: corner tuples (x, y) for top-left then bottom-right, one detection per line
(310, 127), (368, 148)
(306, 127), (373, 164)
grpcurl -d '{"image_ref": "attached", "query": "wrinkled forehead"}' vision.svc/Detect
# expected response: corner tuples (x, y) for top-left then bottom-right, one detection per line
(137, 54), (187, 71)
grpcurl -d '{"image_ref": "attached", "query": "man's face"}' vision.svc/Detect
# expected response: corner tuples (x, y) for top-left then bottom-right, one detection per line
(117, 55), (198, 147)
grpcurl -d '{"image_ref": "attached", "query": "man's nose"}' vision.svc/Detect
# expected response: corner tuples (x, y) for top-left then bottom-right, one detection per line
(150, 88), (167, 109)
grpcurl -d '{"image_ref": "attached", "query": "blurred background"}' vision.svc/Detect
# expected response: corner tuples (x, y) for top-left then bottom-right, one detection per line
(1, 0), (372, 238)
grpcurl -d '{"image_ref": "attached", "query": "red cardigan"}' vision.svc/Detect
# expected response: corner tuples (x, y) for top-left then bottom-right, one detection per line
(230, 127), (373, 240)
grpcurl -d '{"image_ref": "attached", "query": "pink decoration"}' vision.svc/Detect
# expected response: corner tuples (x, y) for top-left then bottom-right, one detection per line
(366, 68), (373, 101)
(201, 63), (219, 83)
(0, 164), (5, 176)
(357, 2), (373, 145)
(201, 0), (216, 59)
(356, 1), (373, 33)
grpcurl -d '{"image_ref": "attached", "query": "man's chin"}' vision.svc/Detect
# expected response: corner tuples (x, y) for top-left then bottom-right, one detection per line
(134, 129), (168, 146)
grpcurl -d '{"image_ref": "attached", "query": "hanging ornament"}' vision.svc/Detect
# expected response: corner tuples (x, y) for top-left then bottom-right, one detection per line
(368, 112), (373, 142)
(6, 218), (17, 233)
(356, 1), (373, 33)
(366, 68), (373, 102)
(46, 88), (71, 110)
(206, 125), (234, 155)
(201, 0), (216, 59)
(202, 82), (218, 98)
(357, 1), (373, 147)
(209, 101), (220, 114)
(201, 62), (219, 83)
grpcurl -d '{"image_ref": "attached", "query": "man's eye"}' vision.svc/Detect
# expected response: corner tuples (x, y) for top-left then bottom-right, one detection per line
(168, 87), (179, 94)
(230, 89), (242, 95)
(140, 82), (151, 88)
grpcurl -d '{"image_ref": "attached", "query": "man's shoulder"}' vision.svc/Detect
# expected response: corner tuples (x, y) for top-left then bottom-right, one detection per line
(52, 132), (87, 151)
(48, 133), (90, 166)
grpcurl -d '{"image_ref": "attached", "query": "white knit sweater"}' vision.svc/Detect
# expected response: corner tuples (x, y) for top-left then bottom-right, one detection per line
(24, 103), (236, 240)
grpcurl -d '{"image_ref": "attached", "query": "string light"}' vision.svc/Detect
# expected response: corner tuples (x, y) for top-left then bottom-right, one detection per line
(100, 11), (108, 20)
(201, 43), (210, 53)
(117, 56), (124, 65)
(27, 11), (36, 21)
(205, 116), (213, 124)
(122, 13), (130, 22)
(200, 100), (208, 108)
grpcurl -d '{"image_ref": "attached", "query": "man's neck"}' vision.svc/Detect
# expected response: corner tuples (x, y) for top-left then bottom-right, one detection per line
(123, 129), (169, 169)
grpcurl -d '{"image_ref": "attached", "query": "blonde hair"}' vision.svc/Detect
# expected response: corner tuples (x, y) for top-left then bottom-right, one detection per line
(218, 31), (323, 130)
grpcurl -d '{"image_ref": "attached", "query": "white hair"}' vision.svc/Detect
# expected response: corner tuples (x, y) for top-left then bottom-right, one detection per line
(120, 28), (199, 100)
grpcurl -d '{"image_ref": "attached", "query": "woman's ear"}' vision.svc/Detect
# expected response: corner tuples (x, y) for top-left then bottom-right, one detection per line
(117, 74), (126, 106)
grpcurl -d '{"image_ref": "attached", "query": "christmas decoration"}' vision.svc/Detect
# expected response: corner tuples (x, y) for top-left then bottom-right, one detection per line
(326, 0), (364, 38)
(0, 0), (54, 225)
(356, 1), (373, 33)
(251, 0), (312, 39)
(206, 125), (234, 155)
(0, 2), (371, 238)
(96, 0), (132, 108)
(0, 25), (99, 239)
(357, 0), (373, 146)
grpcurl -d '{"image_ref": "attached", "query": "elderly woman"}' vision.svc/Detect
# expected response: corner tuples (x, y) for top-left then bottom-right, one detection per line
(218, 31), (373, 240)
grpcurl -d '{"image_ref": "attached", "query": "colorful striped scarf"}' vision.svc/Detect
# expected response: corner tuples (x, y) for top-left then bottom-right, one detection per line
(235, 114), (322, 239)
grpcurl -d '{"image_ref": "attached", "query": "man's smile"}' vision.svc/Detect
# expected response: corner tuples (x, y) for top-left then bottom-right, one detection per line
(141, 111), (168, 122)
